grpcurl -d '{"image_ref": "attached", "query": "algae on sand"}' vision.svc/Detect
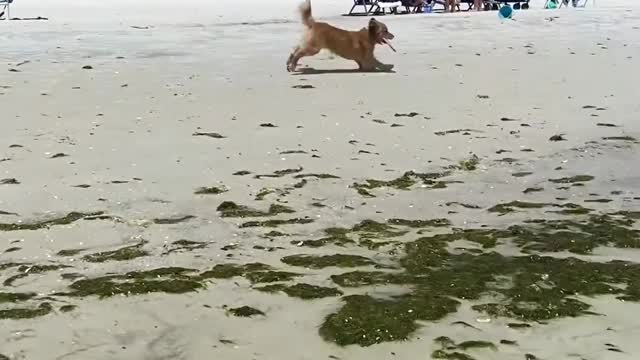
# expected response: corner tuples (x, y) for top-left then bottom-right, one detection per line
(255, 283), (343, 299)
(64, 267), (202, 298)
(281, 254), (376, 269)
(0, 211), (104, 231)
(352, 170), (451, 197)
(82, 242), (148, 263)
(217, 201), (294, 218)
(319, 211), (640, 346)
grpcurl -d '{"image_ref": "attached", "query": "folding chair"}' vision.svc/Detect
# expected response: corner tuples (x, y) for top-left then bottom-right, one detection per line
(0, 0), (14, 20)
(559, 0), (589, 7)
(348, 0), (401, 15)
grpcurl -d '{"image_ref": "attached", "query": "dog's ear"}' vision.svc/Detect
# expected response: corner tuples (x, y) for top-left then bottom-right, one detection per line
(368, 18), (381, 38)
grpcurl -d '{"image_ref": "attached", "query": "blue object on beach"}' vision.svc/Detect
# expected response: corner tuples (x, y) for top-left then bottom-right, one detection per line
(499, 4), (513, 19)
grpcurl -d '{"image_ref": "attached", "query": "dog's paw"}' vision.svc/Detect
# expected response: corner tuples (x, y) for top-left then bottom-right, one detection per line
(378, 63), (394, 72)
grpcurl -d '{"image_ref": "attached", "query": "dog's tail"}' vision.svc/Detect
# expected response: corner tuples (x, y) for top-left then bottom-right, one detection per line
(299, 0), (314, 28)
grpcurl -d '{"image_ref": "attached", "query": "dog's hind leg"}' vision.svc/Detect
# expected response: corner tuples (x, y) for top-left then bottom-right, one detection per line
(287, 47), (320, 72)
(286, 46), (300, 72)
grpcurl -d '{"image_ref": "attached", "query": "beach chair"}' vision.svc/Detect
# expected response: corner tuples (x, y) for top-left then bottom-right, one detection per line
(348, 0), (401, 15)
(558, 0), (589, 7)
(0, 0), (13, 20)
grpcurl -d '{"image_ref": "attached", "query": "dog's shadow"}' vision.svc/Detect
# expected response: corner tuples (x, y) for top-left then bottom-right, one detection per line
(293, 67), (396, 75)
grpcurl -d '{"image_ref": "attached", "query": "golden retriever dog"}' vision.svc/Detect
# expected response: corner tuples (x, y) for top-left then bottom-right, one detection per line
(286, 0), (396, 72)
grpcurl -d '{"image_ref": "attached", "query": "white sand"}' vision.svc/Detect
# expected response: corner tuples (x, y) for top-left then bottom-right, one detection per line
(1, 0), (640, 359)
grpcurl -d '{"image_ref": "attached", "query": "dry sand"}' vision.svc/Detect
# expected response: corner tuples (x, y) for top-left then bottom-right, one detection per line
(1, 1), (640, 359)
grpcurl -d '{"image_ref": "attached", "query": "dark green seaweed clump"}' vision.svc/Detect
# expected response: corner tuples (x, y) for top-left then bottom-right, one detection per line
(281, 254), (375, 269)
(59, 305), (77, 313)
(163, 239), (207, 255)
(549, 175), (594, 184)
(228, 306), (265, 317)
(194, 186), (227, 195)
(217, 201), (294, 218)
(255, 167), (303, 179)
(0, 211), (103, 231)
(244, 271), (301, 284)
(153, 215), (196, 224)
(0, 292), (37, 303)
(240, 218), (314, 228)
(255, 283), (343, 299)
(320, 294), (459, 346)
(64, 267), (201, 298)
(319, 213), (640, 346)
(0, 303), (53, 320)
(199, 263), (271, 279)
(352, 170), (451, 197)
(82, 242), (148, 263)
(3, 264), (70, 286)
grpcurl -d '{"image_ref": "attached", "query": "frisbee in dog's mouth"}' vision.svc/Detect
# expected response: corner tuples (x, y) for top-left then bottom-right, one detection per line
(382, 38), (396, 52)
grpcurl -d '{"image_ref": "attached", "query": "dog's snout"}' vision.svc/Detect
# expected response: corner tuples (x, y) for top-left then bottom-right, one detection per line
(387, 32), (395, 40)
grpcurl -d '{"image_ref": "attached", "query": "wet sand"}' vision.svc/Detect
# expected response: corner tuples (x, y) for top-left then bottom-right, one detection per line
(1, 2), (640, 360)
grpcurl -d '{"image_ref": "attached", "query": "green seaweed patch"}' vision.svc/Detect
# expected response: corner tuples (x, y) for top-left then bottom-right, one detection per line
(294, 173), (340, 179)
(319, 212), (640, 346)
(163, 239), (207, 255)
(199, 263), (271, 279)
(240, 218), (314, 228)
(431, 350), (477, 360)
(0, 211), (103, 231)
(433, 336), (497, 354)
(0, 302), (53, 320)
(228, 306), (265, 317)
(352, 220), (409, 238)
(217, 201), (294, 218)
(602, 136), (637, 141)
(281, 254), (375, 269)
(292, 179), (307, 189)
(457, 340), (497, 351)
(523, 187), (543, 194)
(59, 305), (77, 313)
(3, 264), (71, 286)
(352, 171), (451, 197)
(264, 231), (287, 237)
(292, 227), (355, 248)
(450, 154), (480, 171)
(388, 218), (451, 228)
(549, 175), (594, 184)
(82, 242), (148, 263)
(255, 283), (343, 299)
(320, 293), (460, 346)
(434, 129), (482, 136)
(358, 238), (395, 250)
(255, 167), (303, 179)
(153, 215), (196, 224)
(488, 201), (550, 214)
(507, 322), (531, 329)
(550, 203), (593, 215)
(57, 248), (85, 256)
(330, 271), (410, 287)
(244, 271), (302, 284)
(0, 292), (36, 303)
(194, 186), (227, 195)
(255, 188), (276, 200)
(65, 267), (201, 298)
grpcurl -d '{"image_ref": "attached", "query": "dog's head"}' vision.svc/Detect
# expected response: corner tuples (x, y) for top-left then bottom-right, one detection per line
(368, 18), (394, 46)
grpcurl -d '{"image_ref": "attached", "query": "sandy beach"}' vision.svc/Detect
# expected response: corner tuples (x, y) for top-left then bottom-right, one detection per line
(1, 0), (640, 359)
